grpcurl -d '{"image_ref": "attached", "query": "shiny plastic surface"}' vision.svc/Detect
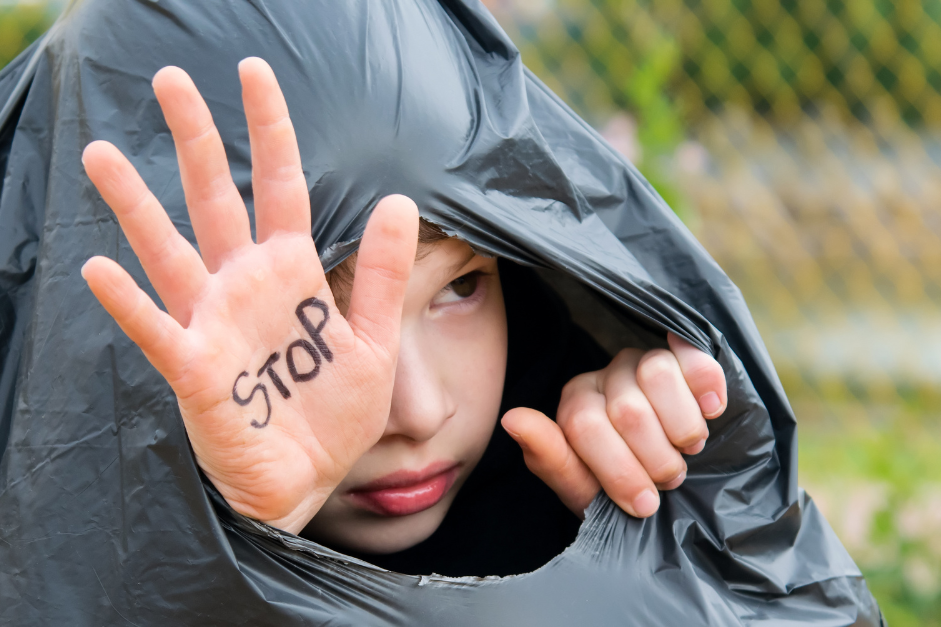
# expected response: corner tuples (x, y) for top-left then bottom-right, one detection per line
(0, 1), (884, 624)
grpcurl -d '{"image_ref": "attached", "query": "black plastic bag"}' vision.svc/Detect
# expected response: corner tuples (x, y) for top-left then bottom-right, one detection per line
(0, 1), (884, 624)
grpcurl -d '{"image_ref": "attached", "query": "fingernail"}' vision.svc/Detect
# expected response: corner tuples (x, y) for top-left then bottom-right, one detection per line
(80, 260), (90, 280)
(658, 469), (687, 491)
(699, 391), (722, 417)
(632, 489), (660, 517)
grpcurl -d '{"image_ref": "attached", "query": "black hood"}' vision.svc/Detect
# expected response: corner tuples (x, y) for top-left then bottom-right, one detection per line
(0, 0), (883, 625)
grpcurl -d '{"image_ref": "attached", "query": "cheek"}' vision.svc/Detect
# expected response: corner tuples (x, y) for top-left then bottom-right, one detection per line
(433, 287), (508, 449)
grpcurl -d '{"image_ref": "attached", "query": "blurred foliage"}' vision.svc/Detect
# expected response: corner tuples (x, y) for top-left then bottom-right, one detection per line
(0, 2), (55, 71)
(494, 0), (941, 128)
(617, 22), (688, 216)
(799, 420), (941, 626)
(3, 0), (941, 622)
(691, 113), (941, 622)
(489, 0), (941, 623)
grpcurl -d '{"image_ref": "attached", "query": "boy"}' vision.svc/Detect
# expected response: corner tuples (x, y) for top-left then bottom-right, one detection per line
(80, 58), (726, 574)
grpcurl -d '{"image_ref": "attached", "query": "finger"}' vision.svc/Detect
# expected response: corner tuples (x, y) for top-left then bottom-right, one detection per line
(601, 350), (688, 489)
(82, 256), (187, 381)
(635, 349), (709, 451)
(558, 375), (660, 518)
(83, 141), (208, 326)
(346, 195), (419, 357)
(502, 407), (600, 517)
(152, 66), (252, 272)
(667, 332), (728, 419)
(239, 58), (311, 242)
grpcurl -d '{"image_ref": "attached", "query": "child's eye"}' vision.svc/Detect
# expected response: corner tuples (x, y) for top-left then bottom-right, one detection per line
(450, 274), (478, 298)
(433, 272), (481, 305)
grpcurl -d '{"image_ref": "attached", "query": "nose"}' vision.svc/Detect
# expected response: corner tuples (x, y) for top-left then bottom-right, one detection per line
(383, 329), (455, 442)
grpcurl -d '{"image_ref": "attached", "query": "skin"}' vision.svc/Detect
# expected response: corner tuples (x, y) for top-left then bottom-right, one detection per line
(304, 242), (507, 553)
(80, 58), (728, 555)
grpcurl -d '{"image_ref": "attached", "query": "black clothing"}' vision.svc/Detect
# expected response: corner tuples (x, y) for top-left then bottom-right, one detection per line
(341, 262), (610, 576)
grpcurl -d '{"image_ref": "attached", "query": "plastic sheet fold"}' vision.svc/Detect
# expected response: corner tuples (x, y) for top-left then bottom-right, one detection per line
(0, 0), (884, 624)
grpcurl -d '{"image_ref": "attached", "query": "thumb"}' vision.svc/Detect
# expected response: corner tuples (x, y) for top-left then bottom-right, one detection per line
(501, 407), (600, 518)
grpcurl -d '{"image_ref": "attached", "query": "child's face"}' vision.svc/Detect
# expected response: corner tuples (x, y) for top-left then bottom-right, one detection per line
(302, 238), (508, 553)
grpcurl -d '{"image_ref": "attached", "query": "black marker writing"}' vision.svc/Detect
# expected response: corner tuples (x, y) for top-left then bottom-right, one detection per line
(231, 297), (333, 428)
(232, 372), (272, 429)
(295, 298), (334, 362)
(287, 339), (321, 381)
(286, 298), (334, 381)
(259, 352), (291, 399)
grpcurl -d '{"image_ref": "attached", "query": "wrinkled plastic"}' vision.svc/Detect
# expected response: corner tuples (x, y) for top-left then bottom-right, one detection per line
(0, 1), (884, 625)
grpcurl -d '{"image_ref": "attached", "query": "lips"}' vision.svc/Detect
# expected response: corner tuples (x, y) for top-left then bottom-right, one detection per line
(347, 462), (460, 517)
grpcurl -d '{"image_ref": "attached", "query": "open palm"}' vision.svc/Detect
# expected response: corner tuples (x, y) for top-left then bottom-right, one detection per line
(82, 58), (418, 534)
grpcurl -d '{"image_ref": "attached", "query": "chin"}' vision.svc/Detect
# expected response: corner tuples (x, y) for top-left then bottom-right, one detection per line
(354, 505), (448, 554)
(302, 491), (454, 555)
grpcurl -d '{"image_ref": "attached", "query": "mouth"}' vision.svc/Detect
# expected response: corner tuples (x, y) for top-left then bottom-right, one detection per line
(347, 461), (461, 517)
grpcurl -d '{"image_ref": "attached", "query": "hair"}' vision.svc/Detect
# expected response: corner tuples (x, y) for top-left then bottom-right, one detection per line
(326, 217), (450, 295)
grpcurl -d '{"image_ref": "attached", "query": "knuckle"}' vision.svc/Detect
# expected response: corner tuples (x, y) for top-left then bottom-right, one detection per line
(650, 457), (685, 484)
(672, 423), (708, 448)
(194, 174), (236, 205)
(636, 350), (677, 387)
(559, 379), (578, 402)
(606, 472), (646, 501)
(254, 111), (292, 131)
(559, 409), (599, 445)
(555, 401), (578, 429)
(542, 450), (570, 477)
(608, 393), (651, 432)
(145, 228), (177, 261)
(264, 161), (303, 185)
(121, 184), (154, 219)
(684, 358), (725, 389)
(546, 447), (579, 479)
(560, 373), (594, 402)
(362, 261), (411, 285)
(558, 381), (597, 420)
(180, 119), (216, 146)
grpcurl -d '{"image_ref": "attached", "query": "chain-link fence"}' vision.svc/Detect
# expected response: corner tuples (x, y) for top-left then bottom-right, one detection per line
(487, 1), (941, 622)
(490, 0), (941, 426)
(3, 0), (941, 623)
(496, 0), (941, 125)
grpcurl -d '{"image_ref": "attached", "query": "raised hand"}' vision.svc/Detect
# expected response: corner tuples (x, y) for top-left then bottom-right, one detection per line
(81, 58), (418, 534)
(502, 333), (727, 518)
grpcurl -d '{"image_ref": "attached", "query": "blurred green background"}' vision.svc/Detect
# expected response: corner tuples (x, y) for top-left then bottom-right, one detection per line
(3, 0), (940, 623)
(485, 2), (941, 623)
